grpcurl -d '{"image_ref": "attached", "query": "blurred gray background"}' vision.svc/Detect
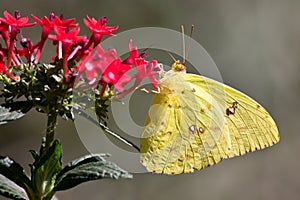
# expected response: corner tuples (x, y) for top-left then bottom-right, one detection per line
(0, 0), (299, 199)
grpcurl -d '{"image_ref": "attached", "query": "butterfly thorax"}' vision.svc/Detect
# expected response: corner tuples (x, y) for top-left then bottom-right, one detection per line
(158, 60), (186, 86)
(157, 66), (188, 95)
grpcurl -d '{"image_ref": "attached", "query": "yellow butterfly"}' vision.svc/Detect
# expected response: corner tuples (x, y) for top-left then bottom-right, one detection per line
(140, 58), (280, 174)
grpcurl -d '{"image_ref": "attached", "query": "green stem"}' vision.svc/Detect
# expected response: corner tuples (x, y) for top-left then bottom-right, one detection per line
(30, 112), (58, 200)
(44, 112), (58, 153)
(26, 112), (58, 200)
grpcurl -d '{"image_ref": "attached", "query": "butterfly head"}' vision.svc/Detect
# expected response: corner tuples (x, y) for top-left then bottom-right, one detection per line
(171, 60), (186, 72)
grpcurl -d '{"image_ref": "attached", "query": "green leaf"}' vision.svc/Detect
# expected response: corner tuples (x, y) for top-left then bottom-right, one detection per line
(56, 154), (108, 179)
(54, 155), (132, 191)
(0, 156), (32, 192)
(0, 101), (33, 125)
(29, 150), (39, 161)
(31, 140), (62, 195)
(0, 106), (24, 125)
(1, 101), (33, 113)
(0, 175), (28, 200)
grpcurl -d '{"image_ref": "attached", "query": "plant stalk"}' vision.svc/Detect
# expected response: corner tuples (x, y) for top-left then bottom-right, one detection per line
(44, 112), (58, 153)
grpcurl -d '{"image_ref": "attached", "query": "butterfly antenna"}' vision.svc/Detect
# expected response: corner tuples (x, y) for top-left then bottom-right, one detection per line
(165, 50), (176, 62)
(185, 25), (194, 64)
(181, 25), (186, 64)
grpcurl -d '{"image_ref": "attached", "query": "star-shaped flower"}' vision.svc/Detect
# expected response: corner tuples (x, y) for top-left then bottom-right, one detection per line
(84, 15), (118, 47)
(0, 10), (35, 34)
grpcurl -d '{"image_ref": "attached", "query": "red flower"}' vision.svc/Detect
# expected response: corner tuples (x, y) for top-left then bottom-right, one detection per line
(114, 41), (160, 98)
(0, 61), (17, 81)
(48, 26), (87, 61)
(49, 26), (86, 82)
(84, 15), (118, 36)
(122, 40), (149, 66)
(101, 58), (131, 86)
(0, 11), (35, 33)
(84, 15), (118, 47)
(78, 45), (132, 92)
(79, 39), (160, 95)
(32, 13), (78, 63)
(32, 13), (77, 29)
(0, 11), (35, 67)
(123, 40), (159, 88)
(134, 60), (159, 89)
(32, 13), (77, 40)
(122, 40), (139, 65)
(48, 26), (85, 46)
(78, 45), (117, 82)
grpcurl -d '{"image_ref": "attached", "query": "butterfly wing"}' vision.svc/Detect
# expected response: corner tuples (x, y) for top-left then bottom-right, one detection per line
(184, 73), (279, 156)
(140, 72), (279, 174)
(141, 72), (231, 174)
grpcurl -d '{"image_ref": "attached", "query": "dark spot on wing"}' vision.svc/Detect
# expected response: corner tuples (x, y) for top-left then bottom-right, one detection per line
(256, 105), (260, 109)
(226, 101), (238, 116)
(226, 107), (235, 116)
(232, 102), (238, 108)
(199, 127), (204, 134)
(191, 88), (196, 92)
(189, 125), (196, 133)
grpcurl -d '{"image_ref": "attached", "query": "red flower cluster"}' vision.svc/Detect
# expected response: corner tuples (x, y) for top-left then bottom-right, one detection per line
(79, 40), (159, 94)
(0, 10), (159, 95)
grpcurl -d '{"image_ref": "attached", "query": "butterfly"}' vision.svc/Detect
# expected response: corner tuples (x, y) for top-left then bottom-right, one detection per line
(140, 27), (280, 175)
